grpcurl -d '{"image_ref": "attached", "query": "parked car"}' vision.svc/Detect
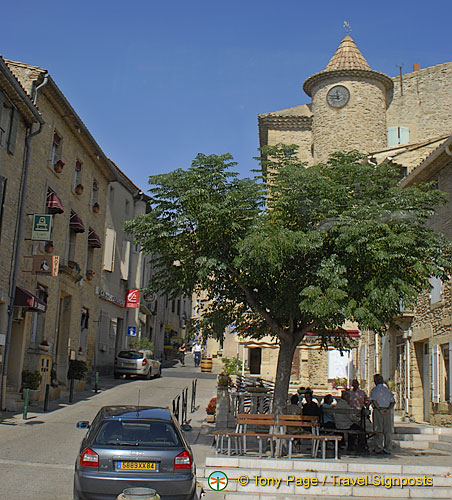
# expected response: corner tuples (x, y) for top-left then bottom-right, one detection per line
(74, 406), (196, 500)
(114, 350), (161, 379)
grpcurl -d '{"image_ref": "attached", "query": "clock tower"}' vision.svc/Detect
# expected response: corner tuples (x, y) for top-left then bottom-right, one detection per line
(303, 36), (393, 162)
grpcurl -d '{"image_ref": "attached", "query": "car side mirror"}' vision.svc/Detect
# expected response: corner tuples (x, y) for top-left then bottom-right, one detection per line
(76, 421), (90, 429)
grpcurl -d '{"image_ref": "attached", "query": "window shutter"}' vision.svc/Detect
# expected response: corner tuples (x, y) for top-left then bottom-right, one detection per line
(0, 91), (4, 128)
(432, 344), (440, 403)
(387, 127), (398, 147)
(103, 228), (116, 272)
(120, 240), (130, 280)
(449, 343), (452, 403)
(399, 126), (410, 144)
(7, 108), (19, 154)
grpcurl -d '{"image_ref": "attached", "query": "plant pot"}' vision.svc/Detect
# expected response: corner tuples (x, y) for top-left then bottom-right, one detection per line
(54, 160), (64, 173)
(44, 243), (54, 253)
(68, 261), (75, 269)
(86, 273), (94, 281)
(75, 185), (84, 195)
(39, 344), (50, 352)
(92, 203), (99, 213)
(206, 415), (215, 423)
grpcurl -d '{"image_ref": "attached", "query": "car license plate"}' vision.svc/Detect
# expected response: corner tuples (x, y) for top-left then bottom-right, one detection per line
(117, 461), (157, 470)
(125, 362), (135, 367)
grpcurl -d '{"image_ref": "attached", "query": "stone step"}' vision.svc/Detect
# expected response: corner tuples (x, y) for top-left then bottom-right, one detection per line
(430, 441), (452, 453)
(395, 425), (452, 435)
(393, 440), (430, 449)
(437, 434), (452, 442)
(394, 433), (439, 441)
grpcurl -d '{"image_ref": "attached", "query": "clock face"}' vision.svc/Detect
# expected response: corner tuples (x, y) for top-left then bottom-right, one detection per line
(327, 85), (350, 108)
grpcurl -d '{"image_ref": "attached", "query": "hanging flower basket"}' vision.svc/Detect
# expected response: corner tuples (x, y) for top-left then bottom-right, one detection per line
(39, 339), (50, 352)
(86, 270), (95, 280)
(54, 160), (65, 173)
(75, 184), (84, 195)
(44, 241), (54, 253)
(92, 202), (100, 213)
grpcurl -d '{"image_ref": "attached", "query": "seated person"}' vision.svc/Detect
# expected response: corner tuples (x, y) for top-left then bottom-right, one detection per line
(334, 390), (367, 451)
(285, 394), (301, 415)
(321, 394), (336, 429)
(301, 390), (321, 419)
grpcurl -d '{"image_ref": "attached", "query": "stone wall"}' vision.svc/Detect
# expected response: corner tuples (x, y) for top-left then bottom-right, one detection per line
(267, 128), (313, 165)
(387, 62), (452, 144)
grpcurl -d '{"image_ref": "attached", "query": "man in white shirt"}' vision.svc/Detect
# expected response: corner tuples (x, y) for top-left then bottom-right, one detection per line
(369, 373), (395, 455)
(192, 340), (203, 367)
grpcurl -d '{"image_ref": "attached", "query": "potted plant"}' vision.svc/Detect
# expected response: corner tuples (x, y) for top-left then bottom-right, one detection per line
(68, 260), (76, 269)
(205, 397), (216, 422)
(44, 241), (54, 253)
(331, 377), (348, 390)
(54, 159), (64, 173)
(22, 370), (42, 390)
(67, 360), (87, 380)
(92, 202), (100, 213)
(86, 269), (95, 280)
(39, 338), (50, 352)
(75, 184), (84, 195)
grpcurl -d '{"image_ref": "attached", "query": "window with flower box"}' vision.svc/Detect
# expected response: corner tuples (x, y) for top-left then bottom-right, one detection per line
(51, 132), (63, 167)
(73, 160), (83, 193)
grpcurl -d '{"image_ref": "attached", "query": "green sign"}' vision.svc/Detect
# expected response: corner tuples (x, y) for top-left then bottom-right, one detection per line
(31, 214), (53, 240)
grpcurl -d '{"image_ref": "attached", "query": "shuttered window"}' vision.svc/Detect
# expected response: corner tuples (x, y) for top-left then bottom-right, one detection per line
(387, 126), (410, 147)
(429, 276), (442, 304)
(103, 228), (116, 272)
(120, 239), (130, 280)
(432, 344), (440, 403)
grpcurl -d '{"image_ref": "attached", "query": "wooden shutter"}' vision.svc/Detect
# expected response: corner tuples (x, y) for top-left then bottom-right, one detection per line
(432, 344), (440, 403)
(120, 240), (130, 280)
(103, 228), (116, 272)
(399, 126), (410, 144)
(387, 127), (398, 147)
(7, 108), (19, 154)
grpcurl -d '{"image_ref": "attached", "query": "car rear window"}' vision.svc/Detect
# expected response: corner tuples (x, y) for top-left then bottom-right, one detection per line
(94, 420), (182, 447)
(118, 351), (143, 359)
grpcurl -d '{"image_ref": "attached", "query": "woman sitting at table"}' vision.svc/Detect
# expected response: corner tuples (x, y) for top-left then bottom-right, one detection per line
(334, 390), (367, 452)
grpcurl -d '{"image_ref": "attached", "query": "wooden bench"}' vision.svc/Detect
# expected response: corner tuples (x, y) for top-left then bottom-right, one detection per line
(212, 413), (276, 457)
(272, 415), (343, 460)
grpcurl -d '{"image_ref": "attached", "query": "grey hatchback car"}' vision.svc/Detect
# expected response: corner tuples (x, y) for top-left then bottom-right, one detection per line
(74, 406), (196, 500)
(114, 350), (162, 379)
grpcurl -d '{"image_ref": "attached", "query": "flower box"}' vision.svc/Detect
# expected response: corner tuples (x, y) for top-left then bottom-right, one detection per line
(75, 184), (84, 195)
(92, 203), (100, 213)
(44, 242), (54, 253)
(54, 160), (64, 173)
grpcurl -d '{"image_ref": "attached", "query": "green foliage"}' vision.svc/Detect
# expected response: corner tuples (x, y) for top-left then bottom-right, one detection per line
(22, 370), (42, 390)
(221, 356), (244, 376)
(67, 360), (88, 380)
(129, 337), (153, 351)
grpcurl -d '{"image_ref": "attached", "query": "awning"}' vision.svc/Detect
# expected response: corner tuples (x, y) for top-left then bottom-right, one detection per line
(47, 191), (64, 214)
(305, 329), (360, 338)
(88, 229), (102, 248)
(14, 286), (47, 312)
(70, 212), (85, 233)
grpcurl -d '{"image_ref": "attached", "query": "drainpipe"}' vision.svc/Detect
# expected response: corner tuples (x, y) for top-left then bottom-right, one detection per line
(0, 73), (48, 409)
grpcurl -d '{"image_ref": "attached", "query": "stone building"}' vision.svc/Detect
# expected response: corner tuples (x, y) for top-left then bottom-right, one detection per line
(255, 35), (452, 411)
(3, 60), (116, 407)
(0, 57), (44, 408)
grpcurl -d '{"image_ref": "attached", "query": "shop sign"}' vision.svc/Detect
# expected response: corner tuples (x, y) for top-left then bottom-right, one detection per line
(32, 255), (59, 276)
(126, 289), (140, 308)
(31, 214), (53, 240)
(98, 288), (126, 307)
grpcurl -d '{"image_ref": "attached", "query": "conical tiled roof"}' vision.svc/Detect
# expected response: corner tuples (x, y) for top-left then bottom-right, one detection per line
(324, 35), (371, 71)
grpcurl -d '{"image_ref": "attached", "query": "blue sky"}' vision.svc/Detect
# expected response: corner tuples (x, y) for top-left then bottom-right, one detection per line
(2, 0), (451, 190)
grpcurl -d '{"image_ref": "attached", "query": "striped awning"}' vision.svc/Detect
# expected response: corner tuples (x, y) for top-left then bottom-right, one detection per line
(70, 212), (85, 233)
(46, 190), (64, 214)
(14, 286), (47, 312)
(88, 229), (102, 248)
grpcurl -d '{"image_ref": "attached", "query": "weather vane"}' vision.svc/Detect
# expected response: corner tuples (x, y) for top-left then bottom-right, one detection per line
(343, 21), (352, 35)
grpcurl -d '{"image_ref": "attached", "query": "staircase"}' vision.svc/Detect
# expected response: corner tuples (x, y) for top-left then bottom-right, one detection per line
(393, 422), (452, 453)
(199, 455), (452, 498)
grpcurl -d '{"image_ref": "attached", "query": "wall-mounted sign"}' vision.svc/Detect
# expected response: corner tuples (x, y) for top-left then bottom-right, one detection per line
(143, 291), (156, 302)
(32, 255), (59, 276)
(97, 288), (126, 307)
(126, 289), (140, 308)
(127, 326), (137, 336)
(31, 214), (53, 240)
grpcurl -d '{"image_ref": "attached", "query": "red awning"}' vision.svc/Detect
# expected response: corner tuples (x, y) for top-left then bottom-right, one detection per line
(88, 230), (102, 248)
(47, 191), (64, 214)
(14, 286), (47, 312)
(70, 212), (85, 233)
(305, 329), (360, 338)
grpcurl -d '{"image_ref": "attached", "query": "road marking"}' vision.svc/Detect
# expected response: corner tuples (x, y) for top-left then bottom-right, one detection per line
(0, 458), (72, 470)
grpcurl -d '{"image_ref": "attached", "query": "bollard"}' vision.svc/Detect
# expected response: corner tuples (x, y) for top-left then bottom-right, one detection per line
(23, 388), (29, 419)
(43, 383), (50, 412)
(69, 378), (74, 403)
(94, 371), (99, 393)
(117, 487), (160, 500)
(191, 378), (197, 413)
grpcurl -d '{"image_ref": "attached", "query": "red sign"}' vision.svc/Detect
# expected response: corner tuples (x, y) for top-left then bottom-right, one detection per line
(126, 289), (140, 308)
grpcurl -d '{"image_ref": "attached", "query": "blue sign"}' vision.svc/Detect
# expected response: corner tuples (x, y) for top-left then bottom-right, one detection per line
(127, 326), (137, 336)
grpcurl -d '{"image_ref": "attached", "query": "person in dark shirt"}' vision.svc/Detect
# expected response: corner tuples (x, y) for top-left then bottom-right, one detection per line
(302, 390), (321, 418)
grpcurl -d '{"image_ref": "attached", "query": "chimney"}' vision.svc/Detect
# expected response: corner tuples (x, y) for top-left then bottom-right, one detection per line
(413, 63), (421, 72)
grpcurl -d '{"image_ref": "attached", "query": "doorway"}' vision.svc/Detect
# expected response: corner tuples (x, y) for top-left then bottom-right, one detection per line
(249, 347), (262, 375)
(422, 342), (430, 422)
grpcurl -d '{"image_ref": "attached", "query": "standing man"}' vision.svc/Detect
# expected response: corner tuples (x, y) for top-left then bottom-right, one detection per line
(350, 379), (368, 408)
(369, 373), (395, 455)
(192, 339), (203, 367)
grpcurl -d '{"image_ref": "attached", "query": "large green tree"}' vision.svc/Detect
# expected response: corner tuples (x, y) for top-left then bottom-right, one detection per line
(125, 146), (452, 413)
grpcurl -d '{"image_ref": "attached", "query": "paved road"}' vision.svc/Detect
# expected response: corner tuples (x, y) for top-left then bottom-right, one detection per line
(0, 361), (217, 500)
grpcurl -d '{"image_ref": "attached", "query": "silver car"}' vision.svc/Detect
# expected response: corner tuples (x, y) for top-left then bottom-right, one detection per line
(114, 350), (162, 379)
(74, 406), (196, 500)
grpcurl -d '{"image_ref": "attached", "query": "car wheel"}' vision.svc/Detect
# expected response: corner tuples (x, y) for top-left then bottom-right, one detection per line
(156, 366), (162, 378)
(145, 368), (151, 380)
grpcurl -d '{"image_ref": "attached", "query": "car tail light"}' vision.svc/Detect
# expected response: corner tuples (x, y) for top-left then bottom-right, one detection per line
(80, 448), (99, 467)
(142, 359), (147, 367)
(174, 450), (192, 469)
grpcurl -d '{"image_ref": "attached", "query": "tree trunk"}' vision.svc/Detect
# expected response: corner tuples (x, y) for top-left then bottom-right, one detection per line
(273, 336), (299, 415)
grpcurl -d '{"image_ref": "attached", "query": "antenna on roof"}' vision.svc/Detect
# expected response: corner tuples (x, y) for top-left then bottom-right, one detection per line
(343, 21), (352, 35)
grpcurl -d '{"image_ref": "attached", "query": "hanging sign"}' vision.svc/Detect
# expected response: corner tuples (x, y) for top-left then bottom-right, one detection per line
(31, 214), (53, 240)
(126, 289), (140, 308)
(127, 326), (137, 336)
(32, 255), (59, 276)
